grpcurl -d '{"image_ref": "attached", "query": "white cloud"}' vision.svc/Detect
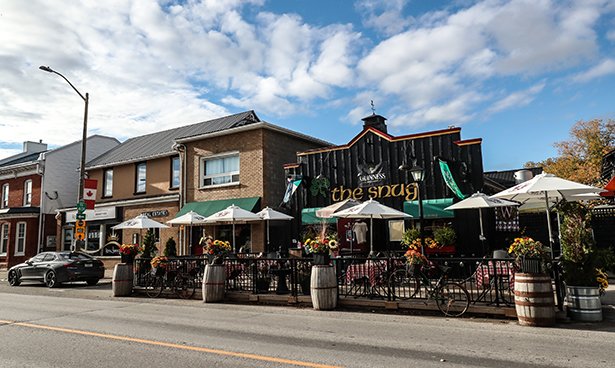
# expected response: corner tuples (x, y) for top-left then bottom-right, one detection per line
(487, 82), (546, 114)
(355, 0), (413, 36)
(571, 59), (615, 82)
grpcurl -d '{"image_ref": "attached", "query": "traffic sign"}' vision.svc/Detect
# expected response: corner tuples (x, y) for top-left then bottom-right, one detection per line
(77, 200), (86, 213)
(76, 213), (86, 220)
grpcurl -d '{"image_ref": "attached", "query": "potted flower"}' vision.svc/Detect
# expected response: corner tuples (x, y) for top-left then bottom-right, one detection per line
(431, 226), (456, 254)
(203, 239), (232, 265)
(404, 248), (428, 275)
(119, 244), (141, 264)
(559, 204), (615, 321)
(150, 255), (168, 276)
(304, 233), (338, 265)
(507, 236), (550, 273)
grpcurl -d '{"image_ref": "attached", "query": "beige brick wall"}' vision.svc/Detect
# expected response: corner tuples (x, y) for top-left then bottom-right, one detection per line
(122, 202), (180, 254)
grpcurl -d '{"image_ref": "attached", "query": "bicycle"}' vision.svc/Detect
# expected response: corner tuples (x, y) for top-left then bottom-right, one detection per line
(388, 262), (470, 317)
(144, 265), (198, 299)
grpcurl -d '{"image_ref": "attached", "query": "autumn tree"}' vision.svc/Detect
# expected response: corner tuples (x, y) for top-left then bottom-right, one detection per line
(524, 119), (615, 185)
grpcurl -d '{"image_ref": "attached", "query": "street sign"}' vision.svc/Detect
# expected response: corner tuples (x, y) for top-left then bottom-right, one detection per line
(77, 200), (86, 213)
(76, 213), (86, 220)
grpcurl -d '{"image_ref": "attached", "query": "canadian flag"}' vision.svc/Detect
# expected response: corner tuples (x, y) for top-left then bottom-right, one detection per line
(83, 179), (98, 210)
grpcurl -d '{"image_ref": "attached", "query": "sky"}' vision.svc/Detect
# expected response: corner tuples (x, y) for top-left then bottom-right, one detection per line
(1, 0), (614, 171)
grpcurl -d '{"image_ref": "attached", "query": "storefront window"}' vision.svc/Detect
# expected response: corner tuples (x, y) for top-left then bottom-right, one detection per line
(86, 226), (100, 252)
(217, 224), (251, 252)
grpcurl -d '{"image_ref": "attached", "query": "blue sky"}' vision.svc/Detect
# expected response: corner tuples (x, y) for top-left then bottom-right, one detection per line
(1, 0), (614, 171)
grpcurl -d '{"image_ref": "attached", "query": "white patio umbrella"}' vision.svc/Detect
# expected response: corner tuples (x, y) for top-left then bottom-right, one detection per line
(204, 205), (261, 252)
(167, 211), (208, 255)
(332, 199), (412, 256)
(491, 173), (603, 251)
(316, 199), (361, 218)
(256, 207), (294, 248)
(445, 192), (519, 251)
(112, 214), (170, 230)
(112, 214), (169, 248)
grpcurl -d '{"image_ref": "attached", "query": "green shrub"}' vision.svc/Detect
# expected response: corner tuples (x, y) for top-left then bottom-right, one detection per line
(163, 237), (177, 257)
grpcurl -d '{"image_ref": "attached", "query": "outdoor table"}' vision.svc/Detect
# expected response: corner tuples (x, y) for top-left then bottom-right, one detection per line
(475, 261), (515, 291)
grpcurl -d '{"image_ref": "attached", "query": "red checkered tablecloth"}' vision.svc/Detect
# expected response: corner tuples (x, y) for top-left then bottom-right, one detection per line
(345, 260), (386, 287)
(475, 261), (515, 290)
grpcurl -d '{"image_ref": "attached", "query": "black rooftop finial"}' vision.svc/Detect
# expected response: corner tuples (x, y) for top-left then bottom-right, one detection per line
(370, 100), (376, 115)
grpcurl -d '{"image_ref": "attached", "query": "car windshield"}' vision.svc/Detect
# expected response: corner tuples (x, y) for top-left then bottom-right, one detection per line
(58, 253), (93, 261)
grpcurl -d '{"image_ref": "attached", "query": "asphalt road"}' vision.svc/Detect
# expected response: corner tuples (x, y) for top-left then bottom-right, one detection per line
(1, 277), (615, 368)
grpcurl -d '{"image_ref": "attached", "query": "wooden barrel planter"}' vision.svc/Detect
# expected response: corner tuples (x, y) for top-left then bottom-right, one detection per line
(565, 286), (602, 322)
(310, 265), (337, 310)
(514, 273), (555, 327)
(112, 263), (133, 297)
(203, 264), (225, 303)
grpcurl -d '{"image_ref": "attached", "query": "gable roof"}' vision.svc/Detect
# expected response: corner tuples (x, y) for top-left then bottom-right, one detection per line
(86, 111), (260, 169)
(0, 151), (44, 167)
(484, 167), (543, 189)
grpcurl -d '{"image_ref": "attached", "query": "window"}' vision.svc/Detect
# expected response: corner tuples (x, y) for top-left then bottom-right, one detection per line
(62, 228), (73, 251)
(171, 157), (180, 189)
(0, 223), (8, 255)
(103, 169), (113, 197)
(201, 153), (239, 187)
(15, 222), (26, 255)
(1, 184), (8, 208)
(23, 180), (32, 206)
(135, 162), (146, 193)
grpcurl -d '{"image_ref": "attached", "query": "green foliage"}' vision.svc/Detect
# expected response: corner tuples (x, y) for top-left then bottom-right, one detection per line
(559, 203), (615, 286)
(163, 237), (177, 257)
(433, 226), (456, 246)
(401, 228), (420, 246)
(141, 230), (157, 259)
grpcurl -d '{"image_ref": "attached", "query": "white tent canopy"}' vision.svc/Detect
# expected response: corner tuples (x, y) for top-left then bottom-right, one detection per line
(316, 199), (361, 219)
(112, 214), (169, 230)
(333, 199), (411, 256)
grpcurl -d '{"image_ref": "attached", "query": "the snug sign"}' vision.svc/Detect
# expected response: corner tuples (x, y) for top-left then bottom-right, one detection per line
(331, 182), (419, 202)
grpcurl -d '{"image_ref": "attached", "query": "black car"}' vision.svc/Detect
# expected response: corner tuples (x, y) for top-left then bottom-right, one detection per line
(7, 251), (105, 288)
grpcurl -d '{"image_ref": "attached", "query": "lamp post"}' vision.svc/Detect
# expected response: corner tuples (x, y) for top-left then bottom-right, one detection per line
(39, 66), (89, 251)
(410, 165), (425, 254)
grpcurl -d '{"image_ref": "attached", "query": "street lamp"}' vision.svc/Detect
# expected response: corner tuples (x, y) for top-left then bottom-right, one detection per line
(409, 165), (425, 254)
(40, 66), (89, 251)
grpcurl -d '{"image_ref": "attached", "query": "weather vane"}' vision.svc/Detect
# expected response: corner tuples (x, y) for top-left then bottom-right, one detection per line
(370, 100), (376, 115)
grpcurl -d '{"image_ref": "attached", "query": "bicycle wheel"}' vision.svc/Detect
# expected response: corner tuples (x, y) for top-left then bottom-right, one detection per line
(435, 282), (470, 317)
(388, 269), (420, 300)
(174, 275), (196, 299)
(145, 274), (163, 298)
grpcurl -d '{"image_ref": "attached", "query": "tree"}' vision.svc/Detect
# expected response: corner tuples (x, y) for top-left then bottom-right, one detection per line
(141, 230), (158, 259)
(525, 119), (615, 185)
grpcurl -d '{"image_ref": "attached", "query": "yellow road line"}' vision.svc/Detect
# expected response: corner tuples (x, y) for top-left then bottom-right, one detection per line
(0, 319), (341, 368)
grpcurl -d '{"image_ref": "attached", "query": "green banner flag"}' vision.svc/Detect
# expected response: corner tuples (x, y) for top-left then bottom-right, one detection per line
(438, 159), (466, 200)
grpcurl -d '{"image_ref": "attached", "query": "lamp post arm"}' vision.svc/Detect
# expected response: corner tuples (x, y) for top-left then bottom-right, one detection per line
(50, 70), (87, 102)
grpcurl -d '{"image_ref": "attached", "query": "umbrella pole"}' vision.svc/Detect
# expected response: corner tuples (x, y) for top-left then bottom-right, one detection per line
(544, 192), (554, 258)
(478, 208), (485, 254)
(232, 222), (236, 253)
(267, 219), (270, 249)
(369, 216), (374, 257)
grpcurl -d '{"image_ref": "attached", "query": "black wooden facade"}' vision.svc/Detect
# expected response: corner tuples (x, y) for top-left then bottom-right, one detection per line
(285, 114), (488, 256)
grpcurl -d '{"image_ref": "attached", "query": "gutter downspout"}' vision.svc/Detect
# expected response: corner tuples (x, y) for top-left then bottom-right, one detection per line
(172, 143), (186, 255)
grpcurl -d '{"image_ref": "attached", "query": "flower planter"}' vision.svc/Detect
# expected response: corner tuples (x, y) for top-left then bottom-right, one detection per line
(313, 253), (330, 265)
(519, 257), (542, 274)
(565, 285), (602, 322)
(120, 254), (134, 264)
(310, 265), (337, 310)
(425, 245), (456, 255)
(112, 263), (133, 297)
(203, 264), (225, 303)
(514, 273), (555, 327)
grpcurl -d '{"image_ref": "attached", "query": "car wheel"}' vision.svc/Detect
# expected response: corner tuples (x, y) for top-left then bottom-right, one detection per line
(45, 270), (59, 288)
(8, 270), (21, 286)
(86, 279), (99, 286)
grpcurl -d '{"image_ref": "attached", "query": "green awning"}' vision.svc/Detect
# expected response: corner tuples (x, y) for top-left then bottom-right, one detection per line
(176, 197), (260, 218)
(301, 208), (337, 225)
(404, 198), (455, 219)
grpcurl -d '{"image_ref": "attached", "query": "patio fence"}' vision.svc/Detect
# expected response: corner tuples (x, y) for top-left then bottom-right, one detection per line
(132, 255), (564, 309)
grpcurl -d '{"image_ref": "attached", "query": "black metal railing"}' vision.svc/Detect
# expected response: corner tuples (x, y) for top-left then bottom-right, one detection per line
(132, 255), (564, 310)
